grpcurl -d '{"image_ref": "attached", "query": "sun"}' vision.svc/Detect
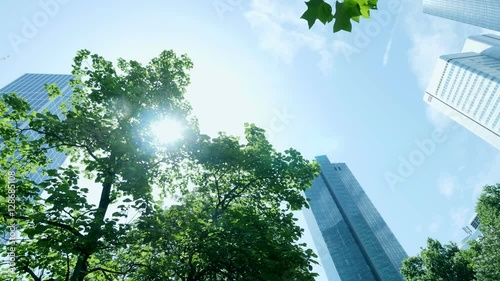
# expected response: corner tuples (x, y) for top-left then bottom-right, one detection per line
(150, 118), (184, 144)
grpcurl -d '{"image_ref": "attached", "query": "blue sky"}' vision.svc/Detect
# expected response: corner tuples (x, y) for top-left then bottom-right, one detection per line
(1, 0), (499, 280)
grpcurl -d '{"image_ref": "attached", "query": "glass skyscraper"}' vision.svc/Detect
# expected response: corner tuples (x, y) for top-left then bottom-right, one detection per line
(0, 74), (73, 246)
(0, 73), (73, 185)
(1, 74), (73, 246)
(423, 0), (500, 31)
(304, 156), (407, 281)
(424, 34), (500, 149)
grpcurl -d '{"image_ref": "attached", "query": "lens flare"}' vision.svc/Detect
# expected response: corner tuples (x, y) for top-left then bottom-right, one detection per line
(150, 118), (183, 144)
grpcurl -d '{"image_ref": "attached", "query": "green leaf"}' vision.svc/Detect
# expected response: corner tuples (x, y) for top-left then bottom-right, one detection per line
(45, 83), (62, 102)
(299, 0), (377, 33)
(46, 169), (58, 177)
(301, 0), (334, 28)
(355, 0), (377, 18)
(333, 0), (361, 33)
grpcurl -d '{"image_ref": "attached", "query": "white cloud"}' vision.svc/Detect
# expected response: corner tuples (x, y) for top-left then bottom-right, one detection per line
(244, 0), (333, 74)
(317, 48), (333, 74)
(437, 173), (456, 199)
(402, 1), (485, 131)
(427, 216), (441, 233)
(403, 1), (483, 90)
(450, 207), (470, 229)
(382, 37), (393, 66)
(244, 10), (296, 64)
(425, 105), (453, 130)
(449, 207), (472, 241)
(382, 9), (402, 66)
(468, 153), (500, 203)
(407, 30), (459, 90)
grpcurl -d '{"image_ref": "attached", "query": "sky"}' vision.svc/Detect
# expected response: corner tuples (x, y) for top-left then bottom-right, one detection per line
(1, 0), (499, 280)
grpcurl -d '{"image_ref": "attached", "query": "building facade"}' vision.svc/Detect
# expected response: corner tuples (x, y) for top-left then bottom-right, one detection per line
(304, 155), (407, 281)
(424, 35), (500, 149)
(423, 0), (500, 31)
(0, 73), (73, 183)
(459, 214), (483, 250)
(1, 74), (72, 245)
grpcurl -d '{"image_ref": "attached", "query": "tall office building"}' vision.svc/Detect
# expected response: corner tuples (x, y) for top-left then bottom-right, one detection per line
(459, 214), (482, 250)
(1, 74), (72, 244)
(304, 156), (407, 281)
(0, 73), (73, 183)
(424, 34), (500, 149)
(423, 0), (500, 31)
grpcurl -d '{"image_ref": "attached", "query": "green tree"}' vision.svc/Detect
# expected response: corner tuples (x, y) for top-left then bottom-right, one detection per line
(111, 127), (320, 280)
(400, 238), (476, 281)
(0, 49), (320, 280)
(401, 183), (500, 281)
(301, 0), (378, 32)
(0, 49), (195, 281)
(474, 183), (500, 281)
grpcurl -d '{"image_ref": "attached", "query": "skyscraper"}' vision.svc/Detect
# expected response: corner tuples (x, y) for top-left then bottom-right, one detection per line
(423, 0), (500, 31)
(459, 214), (482, 250)
(304, 155), (407, 281)
(0, 73), (73, 183)
(1, 74), (72, 246)
(424, 34), (500, 149)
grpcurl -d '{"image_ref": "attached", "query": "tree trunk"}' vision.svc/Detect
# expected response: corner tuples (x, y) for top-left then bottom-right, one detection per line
(70, 153), (115, 281)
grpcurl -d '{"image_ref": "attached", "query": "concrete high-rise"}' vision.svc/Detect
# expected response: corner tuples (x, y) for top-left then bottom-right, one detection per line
(424, 34), (500, 149)
(304, 156), (407, 281)
(423, 0), (500, 31)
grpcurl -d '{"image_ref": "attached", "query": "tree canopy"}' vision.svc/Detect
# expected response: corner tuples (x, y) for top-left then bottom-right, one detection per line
(400, 238), (476, 281)
(474, 183), (500, 280)
(401, 183), (500, 281)
(0, 49), (320, 280)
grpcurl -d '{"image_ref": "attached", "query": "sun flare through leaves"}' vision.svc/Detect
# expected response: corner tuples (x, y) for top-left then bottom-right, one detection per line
(150, 118), (184, 144)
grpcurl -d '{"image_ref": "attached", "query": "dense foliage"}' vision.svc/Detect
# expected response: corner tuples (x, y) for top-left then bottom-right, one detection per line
(401, 183), (500, 281)
(0, 49), (320, 280)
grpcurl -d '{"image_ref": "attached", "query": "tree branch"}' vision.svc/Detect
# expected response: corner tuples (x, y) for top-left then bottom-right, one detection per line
(86, 266), (124, 275)
(65, 253), (71, 281)
(1, 214), (83, 237)
(17, 258), (42, 281)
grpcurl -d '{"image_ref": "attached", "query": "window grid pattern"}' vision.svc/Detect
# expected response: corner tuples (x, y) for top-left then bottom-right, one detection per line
(0, 73), (73, 184)
(440, 64), (456, 98)
(307, 176), (375, 281)
(471, 215), (481, 229)
(423, 0), (500, 31)
(456, 68), (478, 110)
(435, 55), (500, 135)
(451, 66), (473, 107)
(336, 163), (408, 279)
(305, 156), (407, 281)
